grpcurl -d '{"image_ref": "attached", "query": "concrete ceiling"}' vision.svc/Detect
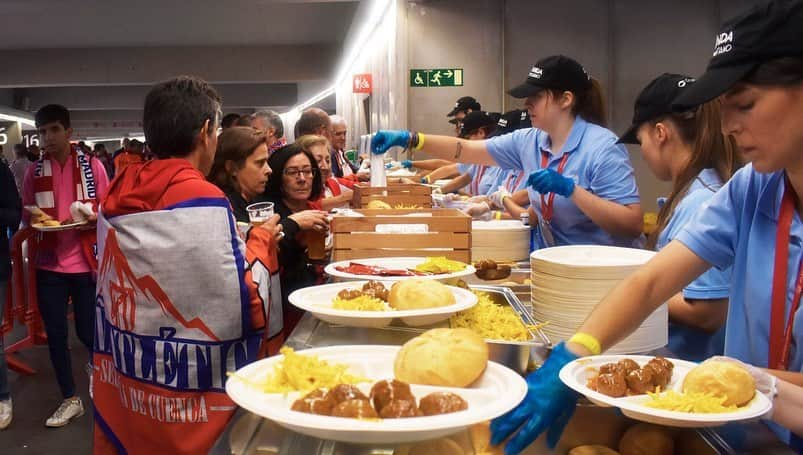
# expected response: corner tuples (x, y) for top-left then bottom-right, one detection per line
(0, 0), (360, 139)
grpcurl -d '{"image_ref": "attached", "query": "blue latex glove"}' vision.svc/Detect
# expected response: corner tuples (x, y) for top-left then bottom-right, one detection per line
(371, 130), (411, 155)
(526, 169), (575, 197)
(385, 162), (394, 169)
(401, 159), (414, 169)
(490, 342), (579, 454)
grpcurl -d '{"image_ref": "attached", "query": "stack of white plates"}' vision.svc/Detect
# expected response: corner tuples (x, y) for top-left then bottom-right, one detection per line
(472, 220), (530, 262)
(530, 245), (667, 354)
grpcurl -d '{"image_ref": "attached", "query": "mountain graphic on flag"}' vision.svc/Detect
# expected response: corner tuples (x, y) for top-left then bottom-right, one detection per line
(99, 228), (221, 341)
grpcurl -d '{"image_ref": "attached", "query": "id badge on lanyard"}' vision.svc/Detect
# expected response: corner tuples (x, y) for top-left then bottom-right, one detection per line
(537, 150), (569, 247)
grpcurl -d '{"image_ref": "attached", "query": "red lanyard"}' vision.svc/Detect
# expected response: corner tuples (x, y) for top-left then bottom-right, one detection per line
(769, 177), (803, 370)
(470, 165), (487, 195)
(505, 171), (524, 193)
(539, 151), (570, 222)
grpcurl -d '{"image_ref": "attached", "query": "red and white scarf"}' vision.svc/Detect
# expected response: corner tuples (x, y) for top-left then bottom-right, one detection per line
(33, 145), (99, 270)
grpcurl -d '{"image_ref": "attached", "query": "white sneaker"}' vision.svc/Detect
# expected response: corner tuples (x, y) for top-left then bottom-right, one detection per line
(45, 397), (84, 428)
(0, 399), (11, 430)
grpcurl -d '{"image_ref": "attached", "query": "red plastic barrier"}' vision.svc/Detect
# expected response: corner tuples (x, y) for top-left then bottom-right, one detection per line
(5, 228), (47, 375)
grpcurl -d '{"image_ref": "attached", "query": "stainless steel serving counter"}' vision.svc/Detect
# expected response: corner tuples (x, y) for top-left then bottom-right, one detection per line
(211, 289), (794, 455)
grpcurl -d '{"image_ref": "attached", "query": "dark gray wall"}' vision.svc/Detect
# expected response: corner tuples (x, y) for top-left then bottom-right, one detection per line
(408, 0), (761, 210)
(503, 0), (761, 210)
(407, 0), (504, 136)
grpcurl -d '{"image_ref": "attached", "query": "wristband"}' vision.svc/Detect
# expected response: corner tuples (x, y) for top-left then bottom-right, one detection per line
(494, 210), (503, 220)
(500, 195), (509, 207)
(568, 332), (602, 355)
(421, 175), (430, 184)
(414, 133), (426, 151)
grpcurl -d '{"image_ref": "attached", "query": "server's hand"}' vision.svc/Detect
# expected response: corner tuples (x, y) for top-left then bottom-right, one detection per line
(489, 188), (511, 210)
(527, 169), (575, 197)
(371, 130), (411, 154)
(490, 342), (579, 454)
(401, 159), (414, 169)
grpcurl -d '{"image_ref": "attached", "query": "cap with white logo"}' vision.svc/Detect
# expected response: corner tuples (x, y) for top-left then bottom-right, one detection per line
(673, 0), (803, 110)
(618, 73), (696, 145)
(508, 55), (592, 99)
(447, 96), (482, 117)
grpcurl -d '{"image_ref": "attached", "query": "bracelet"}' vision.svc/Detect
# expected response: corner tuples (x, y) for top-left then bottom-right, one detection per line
(414, 133), (425, 151)
(568, 332), (602, 356)
(421, 175), (430, 184)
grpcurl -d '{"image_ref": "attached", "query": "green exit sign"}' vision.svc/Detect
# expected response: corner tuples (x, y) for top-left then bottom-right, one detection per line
(410, 68), (463, 87)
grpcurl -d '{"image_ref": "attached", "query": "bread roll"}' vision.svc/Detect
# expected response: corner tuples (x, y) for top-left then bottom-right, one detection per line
(682, 360), (755, 407)
(618, 424), (674, 455)
(388, 279), (456, 310)
(366, 200), (392, 209)
(394, 328), (488, 387)
(569, 445), (620, 455)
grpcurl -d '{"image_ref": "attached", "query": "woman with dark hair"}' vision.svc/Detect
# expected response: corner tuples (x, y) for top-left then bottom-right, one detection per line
(265, 143), (330, 332)
(617, 73), (741, 362)
(487, 2), (803, 453)
(208, 126), (273, 222)
(373, 55), (643, 249)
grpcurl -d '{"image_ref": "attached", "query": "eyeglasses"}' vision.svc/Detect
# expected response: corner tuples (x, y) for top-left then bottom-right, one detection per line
(283, 167), (318, 178)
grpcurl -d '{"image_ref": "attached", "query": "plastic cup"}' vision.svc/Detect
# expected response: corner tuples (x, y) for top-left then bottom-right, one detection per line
(246, 202), (274, 226)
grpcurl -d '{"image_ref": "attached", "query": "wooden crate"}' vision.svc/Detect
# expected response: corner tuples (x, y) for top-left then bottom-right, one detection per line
(353, 183), (433, 209)
(332, 208), (471, 263)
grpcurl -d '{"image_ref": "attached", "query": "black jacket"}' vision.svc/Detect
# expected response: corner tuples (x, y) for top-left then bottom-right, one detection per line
(1, 164), (21, 281)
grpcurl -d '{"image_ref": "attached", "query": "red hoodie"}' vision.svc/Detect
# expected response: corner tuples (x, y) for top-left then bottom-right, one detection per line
(94, 159), (281, 455)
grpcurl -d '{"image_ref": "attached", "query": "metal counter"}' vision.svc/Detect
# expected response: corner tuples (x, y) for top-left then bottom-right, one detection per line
(211, 289), (794, 455)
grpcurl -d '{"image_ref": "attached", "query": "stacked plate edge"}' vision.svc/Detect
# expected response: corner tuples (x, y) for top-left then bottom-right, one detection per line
(529, 245), (667, 354)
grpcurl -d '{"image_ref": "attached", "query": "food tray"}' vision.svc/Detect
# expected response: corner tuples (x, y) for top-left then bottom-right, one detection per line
(354, 285), (550, 375)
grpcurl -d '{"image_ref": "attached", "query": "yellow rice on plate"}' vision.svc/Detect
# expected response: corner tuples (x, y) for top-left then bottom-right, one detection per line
(415, 256), (468, 274)
(232, 347), (368, 394)
(644, 390), (739, 413)
(331, 295), (389, 311)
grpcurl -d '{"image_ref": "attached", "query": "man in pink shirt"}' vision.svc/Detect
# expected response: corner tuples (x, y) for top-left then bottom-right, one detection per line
(22, 104), (109, 428)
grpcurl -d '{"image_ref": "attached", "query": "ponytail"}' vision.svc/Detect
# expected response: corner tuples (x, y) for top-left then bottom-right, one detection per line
(575, 78), (608, 127)
(547, 77), (608, 127)
(646, 99), (741, 249)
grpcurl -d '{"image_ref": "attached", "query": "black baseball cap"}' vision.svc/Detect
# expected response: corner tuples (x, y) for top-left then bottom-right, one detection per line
(508, 55), (592, 99)
(618, 73), (697, 144)
(447, 96), (482, 117)
(673, 0), (803, 111)
(490, 109), (530, 137)
(459, 111), (498, 138)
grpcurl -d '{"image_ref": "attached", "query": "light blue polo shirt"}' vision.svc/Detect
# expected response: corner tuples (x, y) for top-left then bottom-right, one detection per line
(677, 164), (803, 372)
(658, 168), (730, 362)
(456, 164), (501, 196)
(676, 164), (803, 444)
(485, 116), (641, 247)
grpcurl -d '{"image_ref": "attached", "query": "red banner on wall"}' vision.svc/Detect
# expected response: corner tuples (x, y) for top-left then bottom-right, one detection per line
(353, 74), (372, 94)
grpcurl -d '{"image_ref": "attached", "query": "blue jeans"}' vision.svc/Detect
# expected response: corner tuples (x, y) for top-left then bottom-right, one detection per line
(0, 279), (9, 401)
(36, 270), (95, 399)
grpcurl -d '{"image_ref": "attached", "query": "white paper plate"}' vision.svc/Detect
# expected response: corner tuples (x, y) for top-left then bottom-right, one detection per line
(288, 281), (478, 328)
(559, 355), (772, 427)
(226, 345), (528, 444)
(32, 220), (89, 232)
(531, 246), (655, 280)
(326, 257), (476, 282)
